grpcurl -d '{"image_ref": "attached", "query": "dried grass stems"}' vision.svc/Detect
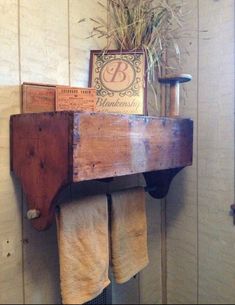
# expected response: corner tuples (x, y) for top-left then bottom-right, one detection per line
(79, 0), (186, 113)
(86, 0), (184, 82)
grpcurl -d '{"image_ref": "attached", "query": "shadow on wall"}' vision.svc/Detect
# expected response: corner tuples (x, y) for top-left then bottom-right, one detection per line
(166, 168), (194, 229)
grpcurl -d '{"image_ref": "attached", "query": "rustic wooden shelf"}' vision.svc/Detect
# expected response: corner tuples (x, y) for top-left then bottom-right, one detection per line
(10, 111), (193, 231)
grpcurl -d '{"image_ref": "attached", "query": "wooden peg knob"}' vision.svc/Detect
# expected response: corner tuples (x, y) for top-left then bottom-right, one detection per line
(158, 74), (192, 117)
(27, 209), (41, 220)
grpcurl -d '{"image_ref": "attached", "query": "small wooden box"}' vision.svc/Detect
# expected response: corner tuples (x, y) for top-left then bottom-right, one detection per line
(55, 86), (96, 112)
(22, 83), (56, 113)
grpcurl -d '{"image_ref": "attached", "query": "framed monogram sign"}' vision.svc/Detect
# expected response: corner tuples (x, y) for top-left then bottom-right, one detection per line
(89, 50), (147, 115)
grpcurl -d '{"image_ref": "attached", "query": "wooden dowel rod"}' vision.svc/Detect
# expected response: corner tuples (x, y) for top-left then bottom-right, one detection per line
(169, 82), (180, 116)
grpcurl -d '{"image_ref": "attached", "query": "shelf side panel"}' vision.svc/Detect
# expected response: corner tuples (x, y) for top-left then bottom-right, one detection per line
(11, 112), (72, 230)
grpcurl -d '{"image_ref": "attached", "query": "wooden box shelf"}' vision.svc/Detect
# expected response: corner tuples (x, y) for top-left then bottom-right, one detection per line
(10, 111), (193, 231)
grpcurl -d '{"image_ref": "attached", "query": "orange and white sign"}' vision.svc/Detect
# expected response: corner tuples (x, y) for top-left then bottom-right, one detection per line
(55, 86), (96, 112)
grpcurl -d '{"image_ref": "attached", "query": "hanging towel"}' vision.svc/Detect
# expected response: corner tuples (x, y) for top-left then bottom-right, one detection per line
(56, 195), (110, 305)
(111, 187), (149, 284)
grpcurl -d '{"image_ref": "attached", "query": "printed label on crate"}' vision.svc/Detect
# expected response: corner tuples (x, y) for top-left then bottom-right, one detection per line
(56, 86), (96, 112)
(22, 84), (55, 113)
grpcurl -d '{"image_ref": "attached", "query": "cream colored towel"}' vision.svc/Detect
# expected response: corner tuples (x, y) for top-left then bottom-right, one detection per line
(111, 187), (149, 284)
(56, 195), (110, 305)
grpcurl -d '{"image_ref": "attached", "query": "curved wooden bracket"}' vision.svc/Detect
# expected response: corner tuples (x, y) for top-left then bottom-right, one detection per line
(10, 112), (71, 231)
(144, 167), (184, 199)
(23, 182), (67, 231)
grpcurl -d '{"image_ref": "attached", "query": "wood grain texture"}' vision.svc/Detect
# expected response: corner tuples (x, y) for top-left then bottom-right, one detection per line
(0, 0), (23, 304)
(20, 0), (69, 84)
(166, 1), (235, 304)
(22, 83), (56, 113)
(73, 112), (193, 182)
(198, 1), (235, 303)
(166, 0), (198, 303)
(11, 112), (72, 231)
(69, 0), (107, 87)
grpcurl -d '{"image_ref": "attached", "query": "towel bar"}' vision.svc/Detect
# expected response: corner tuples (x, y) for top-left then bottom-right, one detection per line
(10, 111), (193, 231)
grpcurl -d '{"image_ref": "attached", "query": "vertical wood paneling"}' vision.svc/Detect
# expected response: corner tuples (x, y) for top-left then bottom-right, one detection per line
(111, 272), (140, 305)
(166, 0), (198, 303)
(20, 0), (69, 84)
(70, 0), (107, 87)
(0, 0), (23, 303)
(20, 1), (69, 303)
(198, 1), (235, 303)
(166, 1), (235, 304)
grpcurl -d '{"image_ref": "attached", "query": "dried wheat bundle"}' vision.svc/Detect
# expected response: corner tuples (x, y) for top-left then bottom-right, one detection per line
(87, 0), (184, 81)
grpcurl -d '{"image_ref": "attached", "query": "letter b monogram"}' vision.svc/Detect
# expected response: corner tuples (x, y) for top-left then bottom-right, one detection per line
(101, 59), (135, 92)
(103, 61), (128, 83)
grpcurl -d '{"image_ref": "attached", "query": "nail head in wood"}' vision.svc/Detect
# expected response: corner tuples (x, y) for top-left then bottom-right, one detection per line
(27, 209), (41, 220)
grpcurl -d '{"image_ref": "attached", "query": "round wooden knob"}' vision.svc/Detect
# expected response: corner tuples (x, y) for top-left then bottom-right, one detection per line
(27, 209), (41, 220)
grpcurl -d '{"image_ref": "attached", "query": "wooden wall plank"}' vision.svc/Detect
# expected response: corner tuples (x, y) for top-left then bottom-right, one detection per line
(166, 1), (235, 304)
(139, 194), (162, 304)
(111, 272), (140, 305)
(20, 0), (69, 303)
(20, 0), (69, 84)
(0, 0), (23, 303)
(166, 0), (199, 303)
(198, 1), (235, 303)
(70, 0), (107, 87)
